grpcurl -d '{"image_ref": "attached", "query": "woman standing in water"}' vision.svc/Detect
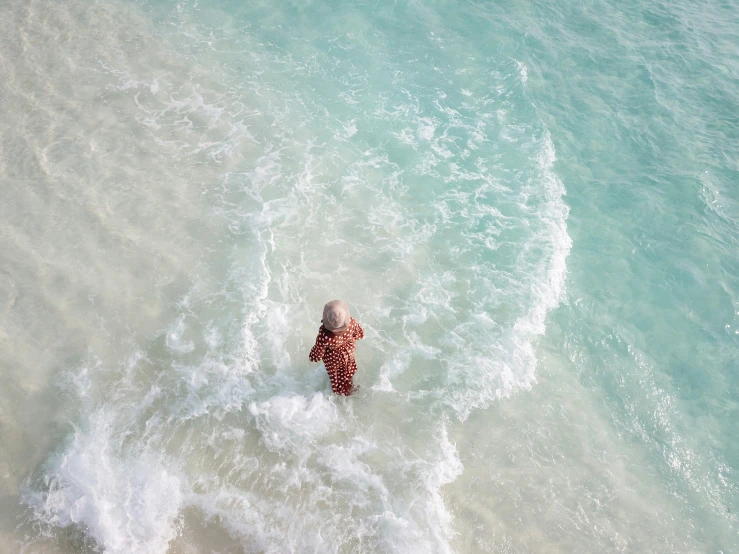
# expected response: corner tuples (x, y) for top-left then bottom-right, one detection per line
(309, 300), (364, 395)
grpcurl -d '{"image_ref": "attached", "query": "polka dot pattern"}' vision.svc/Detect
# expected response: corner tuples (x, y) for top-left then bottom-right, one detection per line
(309, 317), (364, 395)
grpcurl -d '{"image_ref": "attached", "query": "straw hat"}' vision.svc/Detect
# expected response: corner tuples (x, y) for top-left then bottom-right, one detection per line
(322, 300), (350, 332)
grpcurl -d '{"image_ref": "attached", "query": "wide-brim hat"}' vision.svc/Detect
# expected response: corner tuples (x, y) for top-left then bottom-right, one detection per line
(323, 300), (350, 332)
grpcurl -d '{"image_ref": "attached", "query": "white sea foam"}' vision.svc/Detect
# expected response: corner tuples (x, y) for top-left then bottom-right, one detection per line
(165, 314), (196, 354)
(515, 60), (529, 84)
(248, 393), (339, 451)
(422, 425), (463, 552)
(508, 131), (572, 376)
(22, 410), (186, 554)
(343, 119), (358, 139)
(418, 117), (437, 141)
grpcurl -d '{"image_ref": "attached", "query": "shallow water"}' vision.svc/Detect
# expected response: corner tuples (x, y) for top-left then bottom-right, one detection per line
(0, 0), (737, 552)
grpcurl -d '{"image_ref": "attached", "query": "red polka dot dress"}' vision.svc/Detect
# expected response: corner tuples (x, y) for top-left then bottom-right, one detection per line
(309, 318), (364, 395)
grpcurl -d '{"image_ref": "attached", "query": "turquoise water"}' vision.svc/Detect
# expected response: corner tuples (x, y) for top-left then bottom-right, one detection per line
(0, 0), (737, 552)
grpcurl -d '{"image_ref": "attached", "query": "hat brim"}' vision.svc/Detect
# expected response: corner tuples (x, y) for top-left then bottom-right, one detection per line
(322, 320), (350, 333)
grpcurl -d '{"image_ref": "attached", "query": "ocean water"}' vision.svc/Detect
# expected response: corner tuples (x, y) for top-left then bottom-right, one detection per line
(0, 0), (737, 552)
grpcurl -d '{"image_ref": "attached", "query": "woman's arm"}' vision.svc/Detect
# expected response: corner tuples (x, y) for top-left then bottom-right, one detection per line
(309, 332), (325, 362)
(352, 319), (364, 340)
